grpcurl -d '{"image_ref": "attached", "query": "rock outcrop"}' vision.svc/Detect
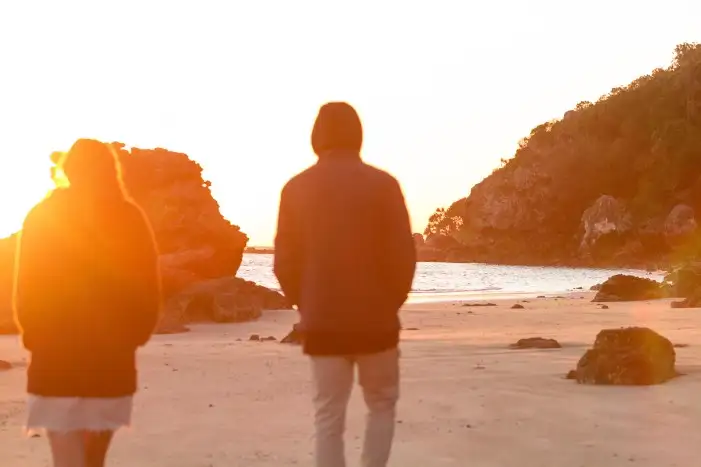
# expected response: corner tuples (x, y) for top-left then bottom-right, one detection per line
(664, 204), (697, 245)
(112, 145), (291, 332)
(0, 142), (290, 335)
(570, 327), (677, 385)
(579, 195), (632, 254)
(114, 144), (249, 278)
(591, 275), (665, 302)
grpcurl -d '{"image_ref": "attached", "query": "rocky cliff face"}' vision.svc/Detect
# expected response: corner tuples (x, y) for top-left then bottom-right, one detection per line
(422, 43), (701, 268)
(0, 142), (290, 334)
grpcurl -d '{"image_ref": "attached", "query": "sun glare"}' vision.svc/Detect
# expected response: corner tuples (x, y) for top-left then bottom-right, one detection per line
(0, 149), (55, 238)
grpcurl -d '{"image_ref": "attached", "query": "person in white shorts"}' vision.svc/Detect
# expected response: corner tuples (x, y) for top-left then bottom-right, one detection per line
(13, 138), (162, 467)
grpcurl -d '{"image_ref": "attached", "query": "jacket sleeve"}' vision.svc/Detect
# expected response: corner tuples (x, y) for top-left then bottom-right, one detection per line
(380, 177), (417, 309)
(126, 205), (163, 346)
(13, 207), (52, 350)
(273, 183), (302, 306)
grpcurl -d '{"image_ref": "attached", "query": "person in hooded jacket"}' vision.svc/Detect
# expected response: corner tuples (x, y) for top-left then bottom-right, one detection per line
(274, 102), (416, 467)
(13, 138), (162, 467)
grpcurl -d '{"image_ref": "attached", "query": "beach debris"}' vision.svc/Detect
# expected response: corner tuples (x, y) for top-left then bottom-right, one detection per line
(0, 360), (12, 371)
(511, 304), (525, 309)
(537, 295), (546, 298)
(461, 302), (496, 307)
(403, 327), (420, 331)
(249, 334), (261, 341)
(280, 323), (304, 345)
(598, 304), (610, 309)
(509, 337), (561, 349)
(673, 343), (689, 348)
(568, 326), (677, 385)
(591, 274), (666, 302)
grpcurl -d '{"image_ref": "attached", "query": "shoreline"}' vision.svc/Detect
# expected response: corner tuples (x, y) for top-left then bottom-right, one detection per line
(406, 290), (584, 305)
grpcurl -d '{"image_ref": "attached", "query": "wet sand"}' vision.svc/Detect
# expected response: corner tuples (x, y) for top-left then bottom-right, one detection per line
(1, 293), (700, 466)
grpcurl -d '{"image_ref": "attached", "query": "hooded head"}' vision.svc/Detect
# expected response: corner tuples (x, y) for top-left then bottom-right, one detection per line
(311, 102), (363, 157)
(56, 138), (128, 200)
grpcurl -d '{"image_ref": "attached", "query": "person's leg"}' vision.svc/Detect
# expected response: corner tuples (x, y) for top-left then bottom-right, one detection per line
(47, 430), (86, 467)
(357, 347), (400, 467)
(83, 430), (115, 467)
(310, 355), (355, 467)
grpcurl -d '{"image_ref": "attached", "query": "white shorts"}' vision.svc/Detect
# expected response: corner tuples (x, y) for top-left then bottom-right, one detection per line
(26, 395), (133, 434)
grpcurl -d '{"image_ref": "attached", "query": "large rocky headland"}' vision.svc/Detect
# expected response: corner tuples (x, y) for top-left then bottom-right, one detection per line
(417, 43), (701, 270)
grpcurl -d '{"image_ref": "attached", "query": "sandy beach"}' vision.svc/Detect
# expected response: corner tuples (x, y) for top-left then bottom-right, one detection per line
(1, 293), (700, 466)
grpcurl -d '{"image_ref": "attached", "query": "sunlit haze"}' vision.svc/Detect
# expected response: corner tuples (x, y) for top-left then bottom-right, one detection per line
(1, 1), (700, 245)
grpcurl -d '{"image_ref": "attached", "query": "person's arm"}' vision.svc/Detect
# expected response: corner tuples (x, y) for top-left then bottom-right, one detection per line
(13, 206), (53, 350)
(121, 204), (163, 346)
(274, 182), (302, 306)
(381, 177), (417, 309)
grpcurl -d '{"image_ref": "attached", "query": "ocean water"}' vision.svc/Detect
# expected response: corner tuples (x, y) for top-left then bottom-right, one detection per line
(237, 254), (665, 302)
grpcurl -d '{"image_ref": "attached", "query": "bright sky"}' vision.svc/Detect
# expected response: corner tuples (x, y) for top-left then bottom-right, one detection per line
(1, 1), (700, 245)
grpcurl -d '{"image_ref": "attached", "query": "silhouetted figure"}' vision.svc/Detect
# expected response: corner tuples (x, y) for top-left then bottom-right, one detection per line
(13, 139), (162, 467)
(274, 102), (416, 467)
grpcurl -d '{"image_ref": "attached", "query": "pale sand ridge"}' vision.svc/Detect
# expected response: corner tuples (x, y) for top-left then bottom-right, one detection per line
(1, 295), (700, 466)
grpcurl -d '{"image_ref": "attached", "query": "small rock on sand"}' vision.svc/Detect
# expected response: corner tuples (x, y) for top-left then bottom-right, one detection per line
(462, 303), (496, 307)
(511, 304), (525, 309)
(249, 334), (261, 341)
(261, 336), (277, 342)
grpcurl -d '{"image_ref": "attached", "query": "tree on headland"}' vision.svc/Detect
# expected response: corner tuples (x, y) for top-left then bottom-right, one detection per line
(424, 198), (466, 237)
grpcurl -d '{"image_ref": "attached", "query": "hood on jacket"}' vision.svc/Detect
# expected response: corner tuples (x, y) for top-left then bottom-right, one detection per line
(311, 102), (363, 157)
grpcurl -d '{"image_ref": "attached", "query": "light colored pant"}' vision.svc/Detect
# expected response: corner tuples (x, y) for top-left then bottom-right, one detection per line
(310, 347), (400, 467)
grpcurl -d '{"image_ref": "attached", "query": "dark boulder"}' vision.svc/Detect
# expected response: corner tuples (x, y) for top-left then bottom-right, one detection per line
(280, 323), (304, 345)
(591, 274), (665, 302)
(509, 337), (561, 349)
(159, 277), (290, 331)
(570, 327), (676, 385)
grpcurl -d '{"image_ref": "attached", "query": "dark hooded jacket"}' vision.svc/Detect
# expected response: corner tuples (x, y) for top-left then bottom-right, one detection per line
(274, 102), (416, 355)
(13, 188), (162, 397)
